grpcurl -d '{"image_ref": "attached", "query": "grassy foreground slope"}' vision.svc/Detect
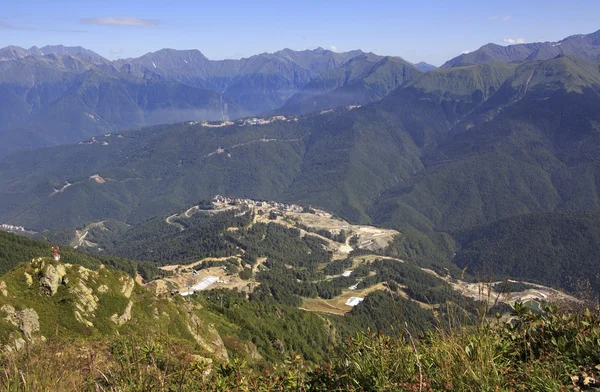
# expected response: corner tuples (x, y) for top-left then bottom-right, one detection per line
(4, 297), (600, 390)
(0, 254), (340, 366)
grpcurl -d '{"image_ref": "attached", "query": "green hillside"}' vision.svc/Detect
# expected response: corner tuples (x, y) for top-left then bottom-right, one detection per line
(453, 211), (600, 294)
(0, 47), (375, 156)
(1, 199), (596, 391)
(3, 254), (599, 391)
(2, 55), (600, 295)
(2, 56), (600, 236)
(278, 54), (423, 115)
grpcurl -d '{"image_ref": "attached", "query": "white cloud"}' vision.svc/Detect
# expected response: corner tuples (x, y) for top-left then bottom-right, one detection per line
(461, 50), (471, 54)
(0, 21), (85, 32)
(502, 16), (511, 22)
(109, 48), (123, 54)
(504, 37), (526, 45)
(328, 45), (338, 52)
(80, 17), (159, 28)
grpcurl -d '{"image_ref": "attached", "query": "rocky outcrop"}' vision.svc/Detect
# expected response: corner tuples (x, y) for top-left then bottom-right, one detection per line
(77, 266), (91, 281)
(74, 311), (93, 327)
(187, 315), (229, 363)
(245, 341), (263, 361)
(110, 301), (133, 325)
(2, 305), (40, 340)
(12, 337), (26, 351)
(208, 324), (229, 363)
(24, 272), (32, 287)
(39, 263), (66, 295)
(70, 280), (98, 326)
(272, 338), (285, 353)
(120, 276), (135, 298)
(0, 281), (7, 296)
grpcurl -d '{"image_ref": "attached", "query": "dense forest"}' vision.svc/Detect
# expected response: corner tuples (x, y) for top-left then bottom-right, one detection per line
(453, 211), (600, 294)
(73, 211), (253, 265)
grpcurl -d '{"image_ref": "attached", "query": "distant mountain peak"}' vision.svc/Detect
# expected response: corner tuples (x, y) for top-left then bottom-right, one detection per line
(442, 29), (600, 67)
(0, 44), (106, 63)
(413, 62), (437, 72)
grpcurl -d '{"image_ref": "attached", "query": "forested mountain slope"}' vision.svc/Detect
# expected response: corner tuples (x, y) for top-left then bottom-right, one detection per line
(0, 54), (245, 156)
(2, 29), (598, 157)
(0, 215), (465, 366)
(1, 55), (600, 237)
(0, 47), (369, 156)
(452, 211), (600, 294)
(115, 47), (365, 114)
(277, 54), (422, 115)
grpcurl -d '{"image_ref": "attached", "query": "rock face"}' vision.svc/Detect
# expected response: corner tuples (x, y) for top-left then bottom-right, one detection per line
(110, 301), (133, 325)
(39, 263), (67, 295)
(2, 305), (40, 340)
(70, 280), (99, 327)
(187, 315), (229, 363)
(208, 324), (229, 363)
(120, 276), (135, 298)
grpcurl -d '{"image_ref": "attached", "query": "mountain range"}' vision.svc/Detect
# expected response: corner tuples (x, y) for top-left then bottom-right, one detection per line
(1, 29), (599, 157)
(442, 29), (600, 67)
(0, 45), (426, 157)
(2, 52), (600, 234)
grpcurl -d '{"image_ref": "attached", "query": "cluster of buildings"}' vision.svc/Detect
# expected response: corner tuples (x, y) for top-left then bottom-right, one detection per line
(195, 115), (296, 129)
(0, 223), (26, 232)
(196, 120), (233, 128)
(77, 136), (109, 146)
(242, 115), (288, 126)
(212, 195), (305, 213)
(358, 239), (373, 249)
(345, 297), (364, 306)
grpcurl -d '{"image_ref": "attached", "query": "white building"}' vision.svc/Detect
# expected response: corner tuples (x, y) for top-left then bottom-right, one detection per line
(345, 297), (364, 307)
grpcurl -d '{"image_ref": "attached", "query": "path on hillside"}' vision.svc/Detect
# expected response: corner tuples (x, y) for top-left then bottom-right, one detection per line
(185, 206), (199, 217)
(204, 134), (309, 158)
(165, 214), (185, 231)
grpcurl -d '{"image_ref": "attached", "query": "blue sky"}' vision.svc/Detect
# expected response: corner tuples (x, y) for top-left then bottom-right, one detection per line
(1, 0), (599, 65)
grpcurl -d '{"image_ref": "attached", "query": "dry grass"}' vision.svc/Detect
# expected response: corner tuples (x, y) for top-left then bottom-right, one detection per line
(300, 283), (387, 315)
